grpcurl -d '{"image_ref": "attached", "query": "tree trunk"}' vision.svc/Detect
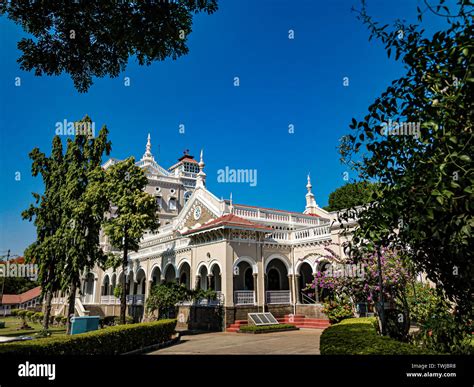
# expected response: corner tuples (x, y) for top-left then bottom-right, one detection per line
(66, 281), (77, 334)
(42, 290), (53, 330)
(120, 239), (128, 325)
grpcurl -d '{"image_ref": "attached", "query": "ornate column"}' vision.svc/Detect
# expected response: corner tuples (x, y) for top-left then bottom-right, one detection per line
(195, 275), (201, 290)
(295, 274), (301, 303)
(253, 273), (258, 305)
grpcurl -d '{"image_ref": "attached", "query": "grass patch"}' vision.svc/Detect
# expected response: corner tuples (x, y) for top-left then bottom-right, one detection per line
(320, 317), (438, 355)
(239, 324), (298, 333)
(0, 319), (177, 355)
(0, 317), (66, 338)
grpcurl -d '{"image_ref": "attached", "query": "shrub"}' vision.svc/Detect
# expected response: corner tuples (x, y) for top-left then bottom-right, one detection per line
(33, 312), (44, 323)
(320, 317), (437, 355)
(412, 312), (472, 355)
(17, 310), (28, 318)
(99, 315), (133, 328)
(54, 316), (63, 325)
(322, 299), (354, 324)
(0, 319), (177, 355)
(26, 311), (35, 321)
(0, 321), (5, 329)
(10, 309), (20, 316)
(239, 324), (297, 332)
(60, 316), (68, 325)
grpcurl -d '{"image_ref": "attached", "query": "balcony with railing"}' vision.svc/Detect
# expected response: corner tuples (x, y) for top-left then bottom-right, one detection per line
(234, 290), (255, 305)
(126, 294), (145, 306)
(100, 295), (120, 305)
(265, 290), (291, 305)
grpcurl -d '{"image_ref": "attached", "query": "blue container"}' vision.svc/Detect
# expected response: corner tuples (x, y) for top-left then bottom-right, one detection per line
(70, 316), (100, 335)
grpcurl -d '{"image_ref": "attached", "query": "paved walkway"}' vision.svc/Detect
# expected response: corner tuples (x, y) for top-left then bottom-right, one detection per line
(149, 329), (322, 355)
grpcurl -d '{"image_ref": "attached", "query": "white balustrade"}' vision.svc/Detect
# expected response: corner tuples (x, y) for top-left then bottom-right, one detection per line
(265, 290), (291, 305)
(234, 290), (255, 305)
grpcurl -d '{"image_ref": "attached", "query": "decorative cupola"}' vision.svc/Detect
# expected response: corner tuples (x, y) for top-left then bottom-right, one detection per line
(196, 149), (207, 188)
(304, 174), (318, 214)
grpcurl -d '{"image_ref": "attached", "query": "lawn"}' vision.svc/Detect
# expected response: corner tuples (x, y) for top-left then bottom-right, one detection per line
(0, 316), (66, 338)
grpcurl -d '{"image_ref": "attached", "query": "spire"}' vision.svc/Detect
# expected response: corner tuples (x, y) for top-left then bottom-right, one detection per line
(306, 173), (312, 193)
(229, 192), (233, 213)
(196, 149), (206, 188)
(142, 133), (154, 160)
(304, 173), (318, 214)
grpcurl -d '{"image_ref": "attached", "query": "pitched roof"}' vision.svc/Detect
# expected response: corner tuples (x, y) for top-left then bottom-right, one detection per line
(1, 286), (41, 305)
(181, 214), (273, 235)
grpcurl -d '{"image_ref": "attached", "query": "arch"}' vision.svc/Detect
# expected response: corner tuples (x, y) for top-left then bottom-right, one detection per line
(135, 268), (147, 295)
(209, 262), (222, 291)
(178, 261), (191, 289)
(264, 254), (291, 274)
(195, 261), (209, 277)
(102, 274), (110, 296)
(198, 265), (208, 290)
(177, 258), (192, 272)
(233, 256), (258, 274)
(265, 256), (289, 291)
(295, 257), (317, 274)
(149, 264), (162, 283)
(164, 263), (177, 283)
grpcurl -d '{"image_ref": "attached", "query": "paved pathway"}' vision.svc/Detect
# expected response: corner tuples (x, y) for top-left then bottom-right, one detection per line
(149, 329), (322, 355)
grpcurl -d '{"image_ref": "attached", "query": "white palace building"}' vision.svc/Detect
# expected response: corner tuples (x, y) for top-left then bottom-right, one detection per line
(51, 135), (354, 329)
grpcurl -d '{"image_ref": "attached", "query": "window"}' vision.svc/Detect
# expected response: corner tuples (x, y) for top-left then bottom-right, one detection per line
(169, 198), (177, 210)
(184, 191), (192, 203)
(170, 188), (176, 195)
(156, 196), (162, 208)
(155, 187), (161, 192)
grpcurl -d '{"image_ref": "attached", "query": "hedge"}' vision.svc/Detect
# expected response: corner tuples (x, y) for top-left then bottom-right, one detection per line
(239, 324), (297, 333)
(320, 317), (437, 355)
(0, 319), (177, 355)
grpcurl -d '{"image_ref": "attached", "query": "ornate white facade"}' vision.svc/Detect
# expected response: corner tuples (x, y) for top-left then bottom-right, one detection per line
(53, 135), (355, 328)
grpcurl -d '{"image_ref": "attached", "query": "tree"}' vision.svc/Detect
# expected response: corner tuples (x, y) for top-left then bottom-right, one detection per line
(324, 181), (378, 212)
(22, 136), (66, 330)
(0, 1), (218, 92)
(339, 0), (473, 318)
(60, 116), (111, 333)
(146, 282), (190, 320)
(103, 157), (159, 324)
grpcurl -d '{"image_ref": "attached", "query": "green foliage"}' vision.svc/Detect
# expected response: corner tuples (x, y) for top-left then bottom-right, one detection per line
(113, 285), (122, 299)
(322, 298), (354, 324)
(0, 321), (5, 329)
(0, 1), (218, 92)
(25, 311), (35, 320)
(10, 309), (19, 316)
(324, 181), (378, 212)
(320, 318), (437, 355)
(99, 315), (133, 328)
(0, 277), (39, 295)
(239, 324), (297, 332)
(103, 157), (159, 324)
(0, 319), (177, 355)
(339, 0), (473, 319)
(404, 282), (450, 324)
(146, 282), (191, 319)
(54, 315), (63, 324)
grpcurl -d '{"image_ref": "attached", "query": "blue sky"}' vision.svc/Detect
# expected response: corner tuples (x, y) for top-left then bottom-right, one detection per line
(0, 0), (449, 255)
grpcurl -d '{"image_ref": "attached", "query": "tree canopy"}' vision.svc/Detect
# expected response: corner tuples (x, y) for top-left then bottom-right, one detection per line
(339, 0), (473, 317)
(324, 181), (378, 212)
(0, 0), (218, 92)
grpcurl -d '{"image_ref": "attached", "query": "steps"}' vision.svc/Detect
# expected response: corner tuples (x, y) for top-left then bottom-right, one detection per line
(226, 320), (248, 332)
(226, 315), (330, 332)
(277, 314), (330, 329)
